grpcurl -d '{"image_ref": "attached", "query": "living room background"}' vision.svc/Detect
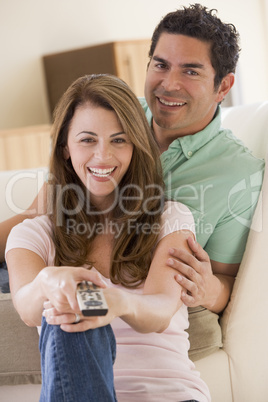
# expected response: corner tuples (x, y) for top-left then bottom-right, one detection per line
(0, 0), (267, 130)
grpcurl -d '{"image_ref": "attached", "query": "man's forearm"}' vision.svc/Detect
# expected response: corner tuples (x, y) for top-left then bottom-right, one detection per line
(1, 184), (48, 262)
(0, 215), (27, 261)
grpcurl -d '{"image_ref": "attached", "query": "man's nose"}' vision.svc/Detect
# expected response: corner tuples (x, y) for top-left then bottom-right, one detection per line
(161, 70), (182, 92)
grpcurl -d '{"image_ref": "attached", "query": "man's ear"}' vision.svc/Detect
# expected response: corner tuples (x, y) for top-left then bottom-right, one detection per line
(216, 73), (235, 103)
(63, 145), (70, 160)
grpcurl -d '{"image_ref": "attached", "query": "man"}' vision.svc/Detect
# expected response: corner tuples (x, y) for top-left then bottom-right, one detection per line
(0, 4), (264, 358)
(139, 4), (264, 357)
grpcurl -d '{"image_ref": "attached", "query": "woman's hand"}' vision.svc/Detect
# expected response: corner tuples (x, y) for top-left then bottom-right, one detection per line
(39, 266), (107, 320)
(42, 287), (124, 333)
(7, 248), (107, 327)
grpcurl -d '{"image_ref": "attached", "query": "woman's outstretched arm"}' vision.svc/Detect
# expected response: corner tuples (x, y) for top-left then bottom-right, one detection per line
(46, 229), (194, 334)
(119, 229), (193, 333)
(6, 247), (107, 327)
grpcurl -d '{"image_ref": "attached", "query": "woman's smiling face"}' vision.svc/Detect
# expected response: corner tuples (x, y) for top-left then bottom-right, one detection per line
(65, 102), (134, 211)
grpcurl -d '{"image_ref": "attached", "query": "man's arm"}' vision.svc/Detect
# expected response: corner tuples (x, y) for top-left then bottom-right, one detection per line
(167, 236), (239, 314)
(0, 183), (48, 262)
(0, 215), (28, 262)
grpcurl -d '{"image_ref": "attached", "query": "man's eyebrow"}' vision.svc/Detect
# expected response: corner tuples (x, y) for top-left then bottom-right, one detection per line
(180, 63), (205, 69)
(152, 56), (169, 65)
(152, 56), (204, 70)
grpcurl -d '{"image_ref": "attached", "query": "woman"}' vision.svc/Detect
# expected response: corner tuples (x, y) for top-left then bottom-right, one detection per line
(6, 74), (210, 402)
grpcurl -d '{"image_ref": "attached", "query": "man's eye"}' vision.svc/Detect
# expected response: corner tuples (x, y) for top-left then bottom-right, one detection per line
(186, 70), (198, 76)
(155, 63), (167, 69)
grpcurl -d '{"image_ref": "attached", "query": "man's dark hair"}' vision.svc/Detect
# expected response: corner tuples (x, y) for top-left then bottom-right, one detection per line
(149, 3), (240, 89)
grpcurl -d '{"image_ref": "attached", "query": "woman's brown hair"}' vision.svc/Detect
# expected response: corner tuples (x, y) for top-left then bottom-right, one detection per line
(49, 74), (164, 288)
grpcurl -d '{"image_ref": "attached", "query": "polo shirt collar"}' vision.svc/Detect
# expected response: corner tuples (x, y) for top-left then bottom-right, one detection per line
(167, 106), (222, 159)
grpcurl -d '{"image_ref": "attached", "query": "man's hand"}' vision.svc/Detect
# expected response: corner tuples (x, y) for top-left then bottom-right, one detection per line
(167, 236), (223, 312)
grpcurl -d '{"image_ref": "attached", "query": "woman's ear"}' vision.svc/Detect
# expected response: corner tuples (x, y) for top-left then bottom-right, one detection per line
(63, 145), (70, 160)
(215, 73), (235, 103)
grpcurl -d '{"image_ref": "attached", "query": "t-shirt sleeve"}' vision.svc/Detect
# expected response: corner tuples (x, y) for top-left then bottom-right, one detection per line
(5, 216), (54, 265)
(158, 200), (195, 243)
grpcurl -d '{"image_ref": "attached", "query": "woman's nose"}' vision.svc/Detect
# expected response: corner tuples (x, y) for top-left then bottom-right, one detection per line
(94, 143), (112, 160)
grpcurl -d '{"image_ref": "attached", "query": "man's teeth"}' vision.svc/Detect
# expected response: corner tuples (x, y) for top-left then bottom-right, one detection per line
(159, 98), (185, 106)
(89, 167), (116, 177)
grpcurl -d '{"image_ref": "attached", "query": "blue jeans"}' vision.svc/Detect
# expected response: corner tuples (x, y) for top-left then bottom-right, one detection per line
(39, 317), (117, 402)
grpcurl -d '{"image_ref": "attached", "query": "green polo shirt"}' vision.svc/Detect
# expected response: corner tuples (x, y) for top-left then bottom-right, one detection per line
(140, 98), (264, 264)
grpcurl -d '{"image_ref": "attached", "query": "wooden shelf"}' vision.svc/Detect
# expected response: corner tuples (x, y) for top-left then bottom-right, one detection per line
(43, 39), (151, 116)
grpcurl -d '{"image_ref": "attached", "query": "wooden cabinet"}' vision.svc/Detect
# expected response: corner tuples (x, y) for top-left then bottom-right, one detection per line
(43, 39), (151, 117)
(0, 125), (51, 170)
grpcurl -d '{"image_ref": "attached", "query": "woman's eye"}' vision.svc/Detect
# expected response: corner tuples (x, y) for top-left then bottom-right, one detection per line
(81, 138), (94, 143)
(112, 138), (126, 144)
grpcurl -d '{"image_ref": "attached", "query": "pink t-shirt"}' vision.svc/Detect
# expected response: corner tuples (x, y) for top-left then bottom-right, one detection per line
(6, 201), (210, 401)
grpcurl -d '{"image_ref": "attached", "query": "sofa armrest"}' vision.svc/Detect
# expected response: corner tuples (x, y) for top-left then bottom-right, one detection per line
(221, 150), (268, 400)
(0, 168), (48, 222)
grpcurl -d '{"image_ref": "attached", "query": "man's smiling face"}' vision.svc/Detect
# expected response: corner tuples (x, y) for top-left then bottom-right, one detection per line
(145, 33), (226, 149)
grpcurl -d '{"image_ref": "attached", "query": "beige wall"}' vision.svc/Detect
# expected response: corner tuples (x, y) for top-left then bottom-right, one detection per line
(0, 0), (267, 129)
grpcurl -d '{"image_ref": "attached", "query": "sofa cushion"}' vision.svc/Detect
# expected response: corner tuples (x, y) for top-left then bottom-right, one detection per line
(0, 293), (41, 386)
(221, 101), (268, 159)
(195, 349), (232, 402)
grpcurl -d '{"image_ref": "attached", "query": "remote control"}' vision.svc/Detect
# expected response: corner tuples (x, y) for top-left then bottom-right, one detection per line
(76, 281), (108, 316)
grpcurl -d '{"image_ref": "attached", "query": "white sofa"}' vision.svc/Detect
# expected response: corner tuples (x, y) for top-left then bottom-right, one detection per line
(0, 101), (268, 402)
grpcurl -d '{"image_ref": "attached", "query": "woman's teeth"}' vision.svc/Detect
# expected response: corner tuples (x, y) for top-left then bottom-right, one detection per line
(89, 167), (116, 177)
